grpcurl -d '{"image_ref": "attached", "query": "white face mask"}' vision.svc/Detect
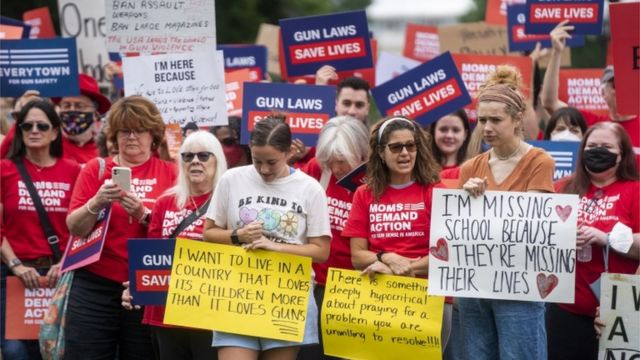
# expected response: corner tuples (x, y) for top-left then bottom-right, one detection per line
(551, 130), (581, 142)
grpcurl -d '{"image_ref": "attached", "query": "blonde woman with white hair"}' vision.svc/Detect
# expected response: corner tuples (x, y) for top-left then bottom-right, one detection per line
(122, 130), (227, 360)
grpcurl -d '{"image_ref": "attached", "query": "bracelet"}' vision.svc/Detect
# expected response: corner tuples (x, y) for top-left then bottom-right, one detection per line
(376, 251), (386, 263)
(86, 200), (99, 215)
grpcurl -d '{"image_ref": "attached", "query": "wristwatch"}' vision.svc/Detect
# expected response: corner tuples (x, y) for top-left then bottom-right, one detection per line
(376, 251), (386, 263)
(230, 229), (240, 245)
(8, 258), (22, 269)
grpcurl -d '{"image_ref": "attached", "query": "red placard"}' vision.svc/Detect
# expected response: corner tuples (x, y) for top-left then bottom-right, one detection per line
(225, 68), (252, 117)
(485, 0), (527, 25)
(558, 69), (608, 117)
(22, 7), (56, 39)
(452, 53), (533, 119)
(609, 2), (639, 115)
(5, 276), (53, 340)
(403, 23), (440, 62)
(0, 24), (25, 39)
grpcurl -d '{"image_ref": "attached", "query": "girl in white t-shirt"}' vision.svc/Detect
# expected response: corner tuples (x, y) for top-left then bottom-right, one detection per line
(204, 117), (331, 360)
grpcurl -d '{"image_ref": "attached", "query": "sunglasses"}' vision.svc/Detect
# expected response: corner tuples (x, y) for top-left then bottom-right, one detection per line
(386, 141), (417, 154)
(19, 122), (52, 132)
(181, 152), (214, 162)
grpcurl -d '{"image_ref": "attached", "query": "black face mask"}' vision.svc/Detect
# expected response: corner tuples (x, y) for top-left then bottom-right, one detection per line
(220, 137), (236, 146)
(60, 111), (94, 135)
(583, 147), (618, 173)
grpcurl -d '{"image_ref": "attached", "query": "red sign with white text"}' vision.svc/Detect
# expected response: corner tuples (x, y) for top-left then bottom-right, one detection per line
(5, 277), (53, 339)
(403, 24), (440, 62)
(225, 68), (251, 117)
(558, 69), (608, 117)
(485, 0), (526, 25)
(247, 110), (329, 135)
(22, 7), (56, 39)
(452, 53), (532, 119)
(610, 2), (639, 115)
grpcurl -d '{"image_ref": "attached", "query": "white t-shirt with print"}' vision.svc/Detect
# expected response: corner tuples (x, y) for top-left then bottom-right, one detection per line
(207, 165), (331, 245)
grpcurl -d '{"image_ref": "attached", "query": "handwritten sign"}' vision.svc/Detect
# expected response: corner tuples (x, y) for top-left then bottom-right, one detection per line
(279, 10), (373, 77)
(528, 141), (580, 181)
(525, 0), (605, 35)
(218, 45), (267, 81)
(5, 277), (53, 339)
(164, 239), (312, 342)
(610, 2), (639, 116)
(438, 22), (512, 57)
(241, 82), (336, 146)
(128, 238), (175, 305)
(558, 68), (608, 117)
(507, 4), (585, 52)
(428, 189), (579, 302)
(123, 50), (227, 127)
(371, 52), (471, 127)
(60, 205), (111, 273)
(105, 0), (216, 53)
(322, 268), (444, 359)
(486, 0), (526, 25)
(403, 23), (440, 62)
(598, 273), (640, 360)
(22, 7), (56, 39)
(375, 52), (420, 86)
(225, 68), (250, 117)
(0, 38), (79, 97)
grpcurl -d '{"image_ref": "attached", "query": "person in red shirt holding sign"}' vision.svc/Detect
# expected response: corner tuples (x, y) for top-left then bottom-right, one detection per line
(542, 21), (640, 159)
(1, 100), (81, 360)
(122, 130), (227, 360)
(65, 96), (177, 360)
(548, 122), (639, 360)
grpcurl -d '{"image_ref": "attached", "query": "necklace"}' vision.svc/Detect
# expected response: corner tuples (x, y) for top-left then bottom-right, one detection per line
(190, 196), (200, 216)
(493, 141), (522, 161)
(27, 157), (55, 172)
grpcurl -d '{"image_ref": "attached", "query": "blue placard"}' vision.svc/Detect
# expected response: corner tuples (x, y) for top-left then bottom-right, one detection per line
(108, 52), (124, 92)
(127, 239), (176, 306)
(0, 16), (31, 39)
(218, 45), (267, 81)
(507, 4), (585, 52)
(529, 140), (581, 181)
(371, 52), (472, 127)
(525, 0), (604, 35)
(336, 162), (367, 192)
(0, 37), (79, 97)
(279, 10), (373, 77)
(241, 82), (336, 146)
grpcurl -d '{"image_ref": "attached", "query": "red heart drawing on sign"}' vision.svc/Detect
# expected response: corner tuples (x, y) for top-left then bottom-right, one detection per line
(430, 238), (448, 262)
(537, 273), (559, 299)
(555, 205), (572, 222)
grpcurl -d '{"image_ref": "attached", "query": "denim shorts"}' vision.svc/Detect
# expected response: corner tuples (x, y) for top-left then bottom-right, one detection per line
(213, 288), (319, 351)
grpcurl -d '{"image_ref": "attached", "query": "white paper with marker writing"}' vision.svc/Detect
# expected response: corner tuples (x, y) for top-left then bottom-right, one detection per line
(123, 50), (227, 127)
(428, 189), (579, 303)
(598, 273), (640, 360)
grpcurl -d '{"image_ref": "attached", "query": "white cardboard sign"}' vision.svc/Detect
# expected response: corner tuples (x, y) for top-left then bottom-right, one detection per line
(598, 273), (640, 360)
(375, 51), (420, 86)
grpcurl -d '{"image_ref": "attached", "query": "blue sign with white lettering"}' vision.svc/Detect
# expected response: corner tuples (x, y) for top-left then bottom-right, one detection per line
(241, 82), (336, 146)
(525, 0), (605, 35)
(128, 239), (175, 306)
(279, 10), (373, 77)
(528, 140), (581, 181)
(218, 45), (267, 81)
(371, 52), (471, 127)
(507, 4), (585, 52)
(0, 37), (79, 97)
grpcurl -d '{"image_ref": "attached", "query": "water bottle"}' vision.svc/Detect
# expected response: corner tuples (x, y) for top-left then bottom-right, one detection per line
(577, 244), (592, 262)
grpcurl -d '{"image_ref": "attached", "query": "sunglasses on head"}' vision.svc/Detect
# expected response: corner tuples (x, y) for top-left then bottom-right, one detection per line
(386, 141), (417, 154)
(19, 122), (51, 132)
(181, 152), (214, 162)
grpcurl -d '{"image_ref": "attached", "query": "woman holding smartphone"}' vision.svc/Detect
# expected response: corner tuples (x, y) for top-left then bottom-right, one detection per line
(65, 96), (177, 360)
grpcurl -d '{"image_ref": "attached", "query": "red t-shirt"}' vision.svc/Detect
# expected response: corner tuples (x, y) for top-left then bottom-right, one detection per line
(581, 111), (640, 155)
(555, 179), (640, 316)
(0, 124), (15, 158)
(69, 157), (177, 282)
(1, 158), (81, 260)
(342, 182), (434, 261)
(143, 191), (210, 327)
(62, 137), (99, 165)
(301, 158), (356, 285)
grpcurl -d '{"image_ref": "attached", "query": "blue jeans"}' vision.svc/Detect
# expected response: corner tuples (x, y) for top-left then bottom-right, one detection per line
(457, 298), (547, 360)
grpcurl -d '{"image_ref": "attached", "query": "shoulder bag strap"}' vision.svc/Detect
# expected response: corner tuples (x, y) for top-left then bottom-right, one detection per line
(14, 159), (63, 262)
(168, 198), (211, 239)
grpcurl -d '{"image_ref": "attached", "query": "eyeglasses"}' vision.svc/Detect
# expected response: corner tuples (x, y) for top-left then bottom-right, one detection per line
(386, 141), (417, 154)
(118, 129), (148, 137)
(19, 122), (52, 132)
(181, 152), (214, 162)
(59, 101), (95, 112)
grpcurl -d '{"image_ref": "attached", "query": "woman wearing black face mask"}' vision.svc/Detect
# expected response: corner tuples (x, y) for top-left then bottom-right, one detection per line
(547, 122), (640, 360)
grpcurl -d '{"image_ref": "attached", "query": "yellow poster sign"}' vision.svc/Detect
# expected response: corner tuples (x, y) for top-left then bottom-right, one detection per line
(322, 268), (445, 360)
(164, 238), (312, 342)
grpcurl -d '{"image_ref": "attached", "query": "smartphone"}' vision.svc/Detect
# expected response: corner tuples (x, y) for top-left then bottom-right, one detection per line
(112, 167), (131, 192)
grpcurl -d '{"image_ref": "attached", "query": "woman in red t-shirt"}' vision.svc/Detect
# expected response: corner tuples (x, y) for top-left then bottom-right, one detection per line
(123, 130), (227, 360)
(428, 109), (471, 182)
(549, 122), (640, 360)
(65, 96), (177, 360)
(1, 100), (81, 359)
